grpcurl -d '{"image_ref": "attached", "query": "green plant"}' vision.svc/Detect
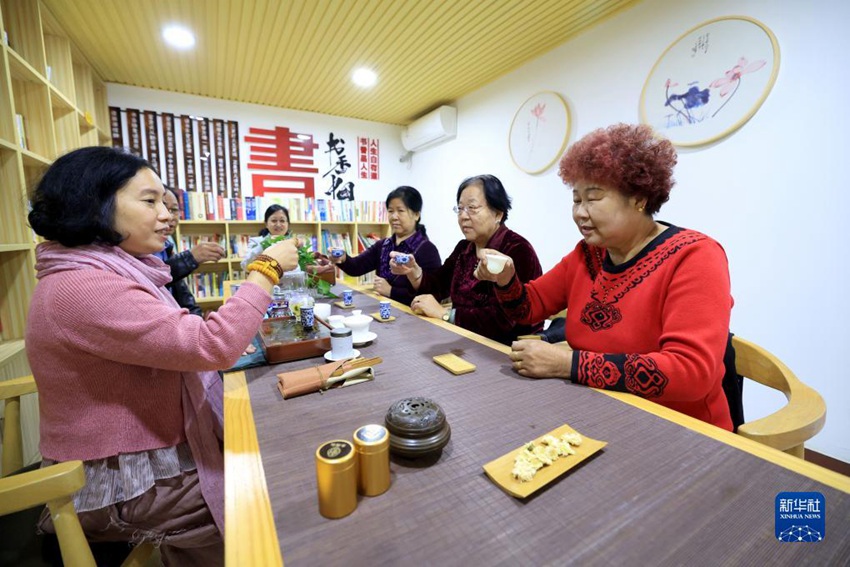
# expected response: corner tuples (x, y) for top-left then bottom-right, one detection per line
(260, 234), (337, 298)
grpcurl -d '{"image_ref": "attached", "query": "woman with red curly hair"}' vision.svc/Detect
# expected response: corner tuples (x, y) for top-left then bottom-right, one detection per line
(476, 124), (734, 430)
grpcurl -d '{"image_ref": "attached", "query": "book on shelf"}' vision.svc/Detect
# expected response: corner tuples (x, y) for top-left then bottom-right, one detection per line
(172, 194), (386, 224)
(357, 232), (383, 253)
(245, 196), (257, 220)
(180, 233), (226, 251)
(14, 114), (27, 150)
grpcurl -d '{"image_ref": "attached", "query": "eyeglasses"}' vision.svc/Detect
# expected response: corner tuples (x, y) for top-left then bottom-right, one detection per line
(453, 204), (483, 216)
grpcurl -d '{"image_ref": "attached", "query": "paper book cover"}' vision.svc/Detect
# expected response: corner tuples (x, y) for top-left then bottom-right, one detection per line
(206, 192), (216, 221)
(245, 196), (256, 220)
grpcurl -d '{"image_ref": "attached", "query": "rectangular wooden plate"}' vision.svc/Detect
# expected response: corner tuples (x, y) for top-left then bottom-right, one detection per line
(483, 424), (607, 498)
(370, 312), (396, 322)
(333, 301), (356, 309)
(432, 353), (476, 375)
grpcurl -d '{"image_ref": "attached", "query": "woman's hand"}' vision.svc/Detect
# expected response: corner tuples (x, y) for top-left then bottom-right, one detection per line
(328, 248), (347, 264)
(389, 251), (417, 276)
(264, 239), (300, 272)
(373, 276), (391, 297)
(191, 242), (226, 264)
(410, 294), (445, 319)
(474, 248), (515, 287)
(509, 339), (572, 379)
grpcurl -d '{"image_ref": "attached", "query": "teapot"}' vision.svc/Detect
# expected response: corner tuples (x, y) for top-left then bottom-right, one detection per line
(343, 309), (372, 342)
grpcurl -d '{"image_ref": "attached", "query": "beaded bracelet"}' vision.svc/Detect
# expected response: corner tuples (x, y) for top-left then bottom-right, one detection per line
(253, 254), (284, 278)
(248, 266), (278, 285)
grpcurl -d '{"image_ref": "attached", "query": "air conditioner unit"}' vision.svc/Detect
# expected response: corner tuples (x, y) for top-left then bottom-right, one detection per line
(401, 106), (457, 152)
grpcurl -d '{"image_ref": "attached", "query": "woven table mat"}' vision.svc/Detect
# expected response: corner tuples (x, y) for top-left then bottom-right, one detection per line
(244, 291), (850, 565)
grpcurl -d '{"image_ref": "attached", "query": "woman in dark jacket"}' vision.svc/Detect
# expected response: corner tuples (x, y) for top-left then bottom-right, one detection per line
(330, 186), (441, 305)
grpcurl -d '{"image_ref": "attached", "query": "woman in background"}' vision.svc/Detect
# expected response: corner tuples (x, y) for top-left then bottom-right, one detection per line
(392, 175), (543, 344)
(156, 186), (225, 316)
(26, 146), (299, 565)
(330, 186), (441, 305)
(476, 124), (734, 430)
(241, 204), (302, 272)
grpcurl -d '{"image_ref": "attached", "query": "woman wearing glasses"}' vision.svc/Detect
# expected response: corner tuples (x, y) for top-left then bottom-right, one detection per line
(392, 174), (543, 345)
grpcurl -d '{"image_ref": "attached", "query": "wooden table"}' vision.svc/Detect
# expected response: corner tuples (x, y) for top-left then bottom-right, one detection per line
(224, 288), (850, 566)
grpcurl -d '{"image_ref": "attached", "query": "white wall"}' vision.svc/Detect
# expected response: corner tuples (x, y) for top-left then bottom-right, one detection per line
(107, 84), (409, 204)
(405, 0), (850, 462)
(109, 0), (850, 462)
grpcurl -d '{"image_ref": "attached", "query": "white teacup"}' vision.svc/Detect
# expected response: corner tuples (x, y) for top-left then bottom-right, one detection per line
(327, 315), (346, 329)
(314, 302), (331, 322)
(485, 253), (508, 275)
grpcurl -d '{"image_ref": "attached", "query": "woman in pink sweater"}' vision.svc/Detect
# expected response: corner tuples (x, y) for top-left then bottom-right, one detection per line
(26, 146), (298, 566)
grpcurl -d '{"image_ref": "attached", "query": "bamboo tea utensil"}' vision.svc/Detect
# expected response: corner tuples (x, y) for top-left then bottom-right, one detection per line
(314, 314), (333, 331)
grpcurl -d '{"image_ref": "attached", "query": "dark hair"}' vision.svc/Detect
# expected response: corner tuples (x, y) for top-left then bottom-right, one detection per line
(385, 185), (427, 237)
(164, 185), (180, 200)
(558, 123), (677, 215)
(456, 174), (512, 223)
(28, 146), (151, 247)
(259, 205), (291, 236)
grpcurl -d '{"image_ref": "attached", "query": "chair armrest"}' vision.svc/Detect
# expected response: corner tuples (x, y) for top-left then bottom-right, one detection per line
(737, 382), (826, 452)
(0, 461), (85, 515)
(0, 375), (37, 401)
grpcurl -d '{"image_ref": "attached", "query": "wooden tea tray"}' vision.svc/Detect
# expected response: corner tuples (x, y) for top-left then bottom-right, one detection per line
(258, 316), (330, 364)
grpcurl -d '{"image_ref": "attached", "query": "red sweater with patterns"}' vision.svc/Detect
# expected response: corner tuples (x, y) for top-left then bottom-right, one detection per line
(496, 224), (734, 430)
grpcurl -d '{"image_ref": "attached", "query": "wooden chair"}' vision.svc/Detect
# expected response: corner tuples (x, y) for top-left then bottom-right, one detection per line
(0, 376), (155, 566)
(732, 336), (826, 458)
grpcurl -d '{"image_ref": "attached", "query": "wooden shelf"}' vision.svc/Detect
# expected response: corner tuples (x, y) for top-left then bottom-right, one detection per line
(0, 0), (109, 352)
(0, 244), (33, 253)
(0, 339), (26, 367)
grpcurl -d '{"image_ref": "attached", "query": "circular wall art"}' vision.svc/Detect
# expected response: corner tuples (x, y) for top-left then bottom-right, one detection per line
(639, 16), (780, 147)
(508, 91), (570, 174)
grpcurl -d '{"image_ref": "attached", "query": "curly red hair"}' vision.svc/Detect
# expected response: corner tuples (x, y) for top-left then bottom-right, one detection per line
(558, 124), (677, 215)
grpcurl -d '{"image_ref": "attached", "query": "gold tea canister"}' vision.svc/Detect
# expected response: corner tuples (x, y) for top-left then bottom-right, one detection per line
(315, 439), (358, 519)
(353, 424), (391, 496)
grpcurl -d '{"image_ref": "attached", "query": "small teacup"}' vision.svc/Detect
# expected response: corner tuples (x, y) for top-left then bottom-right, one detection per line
(300, 306), (314, 330)
(395, 253), (410, 264)
(330, 248), (345, 258)
(327, 315), (346, 329)
(314, 302), (331, 322)
(485, 253), (507, 275)
(342, 289), (354, 306)
(379, 300), (392, 320)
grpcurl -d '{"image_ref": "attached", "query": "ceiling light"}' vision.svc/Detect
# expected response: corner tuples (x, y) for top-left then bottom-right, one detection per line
(162, 25), (195, 49)
(352, 68), (377, 88)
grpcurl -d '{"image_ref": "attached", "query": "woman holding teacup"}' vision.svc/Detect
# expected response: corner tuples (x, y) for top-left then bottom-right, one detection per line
(475, 124), (734, 430)
(392, 174), (543, 345)
(330, 186), (441, 305)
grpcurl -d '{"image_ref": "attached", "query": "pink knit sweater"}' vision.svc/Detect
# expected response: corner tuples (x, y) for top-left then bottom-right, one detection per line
(27, 266), (270, 461)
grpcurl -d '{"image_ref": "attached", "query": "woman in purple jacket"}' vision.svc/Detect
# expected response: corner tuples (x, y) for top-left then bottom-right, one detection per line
(330, 186), (441, 305)
(392, 174), (544, 345)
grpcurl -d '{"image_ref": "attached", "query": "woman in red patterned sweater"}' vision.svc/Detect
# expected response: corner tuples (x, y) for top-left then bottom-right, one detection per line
(476, 124), (734, 430)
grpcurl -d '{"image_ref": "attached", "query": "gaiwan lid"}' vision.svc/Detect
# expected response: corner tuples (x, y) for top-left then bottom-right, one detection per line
(385, 397), (451, 458)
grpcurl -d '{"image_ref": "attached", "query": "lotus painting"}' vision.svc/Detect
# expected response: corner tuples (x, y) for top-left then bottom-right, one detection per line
(509, 91), (571, 174)
(640, 17), (779, 147)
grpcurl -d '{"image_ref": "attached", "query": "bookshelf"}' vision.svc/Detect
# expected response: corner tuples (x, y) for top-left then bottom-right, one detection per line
(0, 0), (112, 380)
(174, 217), (391, 307)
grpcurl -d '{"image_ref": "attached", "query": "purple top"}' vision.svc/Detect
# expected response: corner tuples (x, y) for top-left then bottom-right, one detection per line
(339, 229), (442, 305)
(418, 224), (544, 345)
